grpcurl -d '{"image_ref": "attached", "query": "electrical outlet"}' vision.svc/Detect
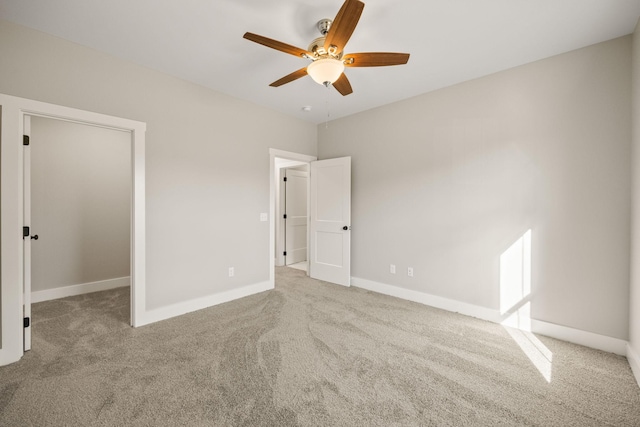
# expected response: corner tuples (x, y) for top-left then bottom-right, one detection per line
(260, 212), (268, 221)
(228, 267), (234, 277)
(407, 267), (414, 277)
(390, 264), (396, 274)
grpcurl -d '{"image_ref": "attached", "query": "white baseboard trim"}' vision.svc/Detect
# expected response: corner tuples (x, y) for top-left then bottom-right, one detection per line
(628, 344), (640, 386)
(351, 276), (628, 356)
(351, 277), (502, 323)
(137, 281), (273, 327)
(31, 277), (130, 303)
(530, 319), (627, 356)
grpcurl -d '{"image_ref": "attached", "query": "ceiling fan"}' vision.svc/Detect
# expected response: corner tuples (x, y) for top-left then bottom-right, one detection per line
(243, 0), (410, 96)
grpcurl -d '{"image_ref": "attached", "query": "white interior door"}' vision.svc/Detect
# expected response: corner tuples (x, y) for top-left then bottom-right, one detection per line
(285, 169), (308, 265)
(23, 115), (32, 351)
(309, 157), (351, 286)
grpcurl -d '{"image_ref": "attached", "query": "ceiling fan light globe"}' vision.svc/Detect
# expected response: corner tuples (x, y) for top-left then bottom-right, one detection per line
(307, 58), (345, 86)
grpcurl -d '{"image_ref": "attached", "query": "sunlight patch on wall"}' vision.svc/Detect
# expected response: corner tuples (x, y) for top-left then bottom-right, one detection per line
(500, 229), (531, 318)
(499, 229), (552, 382)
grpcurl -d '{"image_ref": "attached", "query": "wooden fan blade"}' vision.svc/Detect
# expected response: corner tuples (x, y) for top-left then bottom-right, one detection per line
(343, 52), (410, 67)
(243, 32), (312, 58)
(324, 0), (364, 53)
(270, 68), (308, 87)
(333, 73), (353, 96)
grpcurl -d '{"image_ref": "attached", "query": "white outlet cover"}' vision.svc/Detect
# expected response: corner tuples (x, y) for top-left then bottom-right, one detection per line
(260, 213), (268, 221)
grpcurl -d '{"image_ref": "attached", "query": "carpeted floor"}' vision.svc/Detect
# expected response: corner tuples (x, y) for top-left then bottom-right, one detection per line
(1, 266), (639, 426)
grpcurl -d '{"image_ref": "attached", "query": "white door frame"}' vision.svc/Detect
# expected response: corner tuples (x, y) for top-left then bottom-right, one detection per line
(0, 94), (146, 366)
(269, 149), (316, 286)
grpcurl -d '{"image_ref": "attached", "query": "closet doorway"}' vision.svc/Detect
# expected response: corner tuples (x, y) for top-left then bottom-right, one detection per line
(23, 116), (132, 350)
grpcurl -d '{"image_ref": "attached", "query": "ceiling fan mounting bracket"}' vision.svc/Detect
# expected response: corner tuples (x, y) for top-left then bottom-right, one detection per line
(316, 19), (332, 36)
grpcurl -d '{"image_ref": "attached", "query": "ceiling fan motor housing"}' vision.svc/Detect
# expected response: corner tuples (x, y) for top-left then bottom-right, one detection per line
(308, 36), (343, 59)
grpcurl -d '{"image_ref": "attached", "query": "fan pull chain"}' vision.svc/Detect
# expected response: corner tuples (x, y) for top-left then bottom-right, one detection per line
(325, 84), (331, 129)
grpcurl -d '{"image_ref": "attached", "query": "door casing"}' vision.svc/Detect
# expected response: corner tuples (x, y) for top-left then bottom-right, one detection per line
(0, 94), (146, 366)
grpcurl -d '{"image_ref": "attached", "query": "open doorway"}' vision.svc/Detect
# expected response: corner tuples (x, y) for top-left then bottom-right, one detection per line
(0, 94), (146, 366)
(26, 116), (131, 336)
(269, 149), (316, 286)
(269, 149), (352, 288)
(276, 161), (310, 272)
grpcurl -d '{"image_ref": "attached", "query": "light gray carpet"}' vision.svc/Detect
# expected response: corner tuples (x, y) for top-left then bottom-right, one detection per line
(1, 267), (639, 426)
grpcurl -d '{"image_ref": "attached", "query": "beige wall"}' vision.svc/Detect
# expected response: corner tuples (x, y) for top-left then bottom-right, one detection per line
(630, 20), (640, 378)
(0, 20), (317, 310)
(319, 36), (632, 340)
(30, 116), (130, 292)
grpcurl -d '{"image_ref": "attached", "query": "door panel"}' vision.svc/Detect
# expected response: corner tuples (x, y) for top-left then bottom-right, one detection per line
(284, 169), (308, 265)
(316, 232), (343, 266)
(310, 157), (351, 286)
(316, 165), (343, 221)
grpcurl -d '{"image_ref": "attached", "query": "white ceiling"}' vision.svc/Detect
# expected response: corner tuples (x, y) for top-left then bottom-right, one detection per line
(2, 0), (640, 123)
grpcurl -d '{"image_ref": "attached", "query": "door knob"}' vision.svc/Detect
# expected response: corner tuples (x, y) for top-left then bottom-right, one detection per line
(342, 226), (349, 231)
(31, 235), (38, 240)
